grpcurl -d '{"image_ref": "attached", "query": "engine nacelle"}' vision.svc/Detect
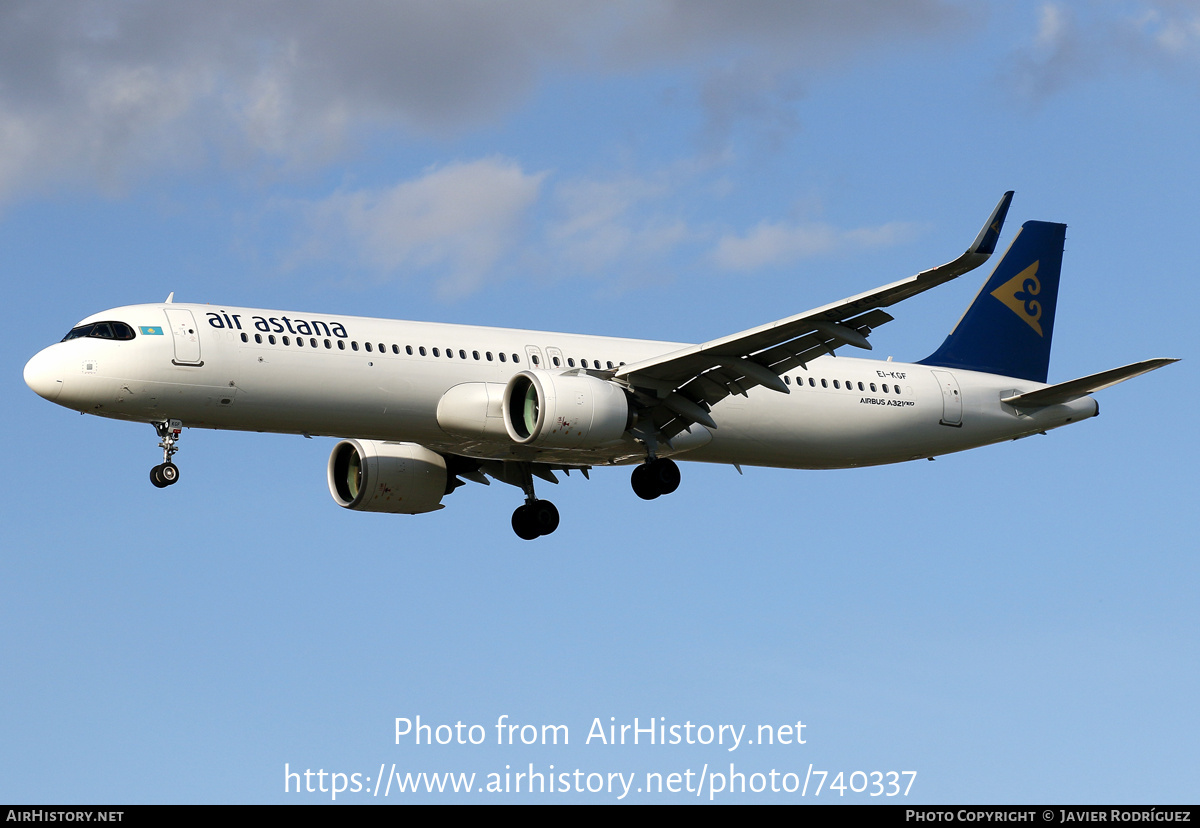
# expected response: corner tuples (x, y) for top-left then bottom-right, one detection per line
(327, 439), (448, 514)
(502, 370), (632, 449)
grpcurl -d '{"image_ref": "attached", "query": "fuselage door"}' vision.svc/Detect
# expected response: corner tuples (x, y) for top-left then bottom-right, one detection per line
(524, 345), (544, 369)
(164, 308), (203, 366)
(931, 370), (962, 427)
(545, 346), (565, 369)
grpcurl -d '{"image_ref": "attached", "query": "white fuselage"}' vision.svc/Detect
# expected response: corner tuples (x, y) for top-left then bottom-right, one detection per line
(24, 302), (1099, 470)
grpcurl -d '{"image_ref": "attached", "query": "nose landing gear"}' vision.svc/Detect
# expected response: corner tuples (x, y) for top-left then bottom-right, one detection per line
(150, 419), (183, 488)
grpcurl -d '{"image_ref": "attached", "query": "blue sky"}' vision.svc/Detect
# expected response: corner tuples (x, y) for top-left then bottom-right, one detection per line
(3, 1), (1195, 804)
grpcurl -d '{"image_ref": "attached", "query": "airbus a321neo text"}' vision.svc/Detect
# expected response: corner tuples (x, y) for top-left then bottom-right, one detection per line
(24, 193), (1176, 539)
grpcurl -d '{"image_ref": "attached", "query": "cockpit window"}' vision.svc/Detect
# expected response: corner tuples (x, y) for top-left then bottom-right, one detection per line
(61, 321), (136, 342)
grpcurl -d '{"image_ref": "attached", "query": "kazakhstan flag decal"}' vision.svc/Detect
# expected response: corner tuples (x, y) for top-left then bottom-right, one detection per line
(140, 326), (164, 335)
(990, 261), (1043, 336)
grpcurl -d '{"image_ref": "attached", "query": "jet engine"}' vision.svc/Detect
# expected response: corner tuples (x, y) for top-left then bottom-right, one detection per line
(327, 439), (448, 514)
(502, 370), (632, 449)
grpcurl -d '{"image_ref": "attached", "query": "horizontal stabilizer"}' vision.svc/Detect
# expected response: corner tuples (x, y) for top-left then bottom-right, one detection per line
(1001, 359), (1178, 407)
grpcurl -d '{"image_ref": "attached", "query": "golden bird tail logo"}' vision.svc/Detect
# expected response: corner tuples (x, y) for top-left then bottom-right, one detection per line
(990, 261), (1043, 336)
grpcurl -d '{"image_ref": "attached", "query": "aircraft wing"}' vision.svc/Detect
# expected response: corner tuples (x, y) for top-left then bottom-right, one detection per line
(614, 191), (1015, 441)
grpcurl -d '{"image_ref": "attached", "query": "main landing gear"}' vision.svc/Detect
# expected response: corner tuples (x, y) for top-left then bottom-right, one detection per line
(149, 419), (183, 488)
(512, 499), (560, 541)
(631, 457), (680, 500)
(510, 463), (560, 540)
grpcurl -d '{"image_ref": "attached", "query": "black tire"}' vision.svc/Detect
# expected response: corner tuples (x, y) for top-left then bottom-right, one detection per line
(159, 462), (180, 485)
(631, 464), (660, 500)
(651, 458), (681, 495)
(150, 465), (169, 488)
(511, 505), (540, 540)
(531, 500), (560, 535)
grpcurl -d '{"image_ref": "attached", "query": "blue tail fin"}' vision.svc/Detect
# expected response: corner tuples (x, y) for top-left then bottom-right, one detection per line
(918, 220), (1065, 383)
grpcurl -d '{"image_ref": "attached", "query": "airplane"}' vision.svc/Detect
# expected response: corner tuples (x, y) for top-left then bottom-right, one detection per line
(23, 192), (1177, 539)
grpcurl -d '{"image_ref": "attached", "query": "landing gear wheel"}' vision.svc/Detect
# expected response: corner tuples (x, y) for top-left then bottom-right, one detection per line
(512, 505), (540, 540)
(150, 464), (169, 488)
(530, 499), (559, 535)
(650, 458), (680, 495)
(159, 462), (180, 485)
(631, 464), (660, 500)
(632, 458), (681, 499)
(511, 500), (560, 539)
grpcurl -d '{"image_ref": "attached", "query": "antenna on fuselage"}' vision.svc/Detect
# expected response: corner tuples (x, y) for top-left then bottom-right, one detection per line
(165, 292), (174, 304)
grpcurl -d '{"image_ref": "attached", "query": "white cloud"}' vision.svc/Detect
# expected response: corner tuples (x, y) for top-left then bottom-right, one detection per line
(1009, 2), (1200, 101)
(713, 220), (919, 271)
(290, 158), (547, 298)
(1139, 4), (1200, 56)
(0, 0), (966, 202)
(546, 175), (691, 272)
(284, 157), (922, 294)
(283, 161), (716, 297)
(1034, 3), (1069, 52)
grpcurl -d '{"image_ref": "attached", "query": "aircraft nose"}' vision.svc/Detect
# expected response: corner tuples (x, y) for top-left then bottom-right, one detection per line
(24, 347), (65, 402)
